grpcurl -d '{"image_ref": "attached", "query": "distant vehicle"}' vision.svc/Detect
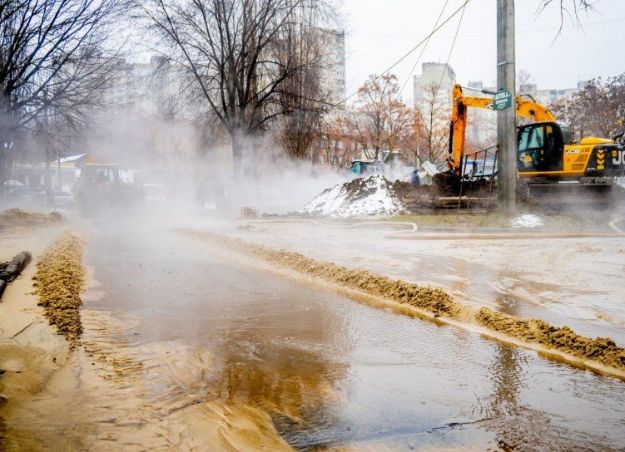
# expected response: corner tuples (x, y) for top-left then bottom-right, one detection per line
(30, 189), (75, 208)
(74, 164), (143, 213)
(350, 160), (385, 176)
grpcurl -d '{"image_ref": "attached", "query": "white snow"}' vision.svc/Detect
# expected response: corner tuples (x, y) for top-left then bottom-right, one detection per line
(511, 214), (544, 229)
(300, 175), (406, 217)
(421, 161), (440, 177)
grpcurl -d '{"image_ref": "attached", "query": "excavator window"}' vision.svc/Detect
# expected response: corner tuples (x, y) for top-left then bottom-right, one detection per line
(519, 126), (543, 151)
(518, 122), (564, 172)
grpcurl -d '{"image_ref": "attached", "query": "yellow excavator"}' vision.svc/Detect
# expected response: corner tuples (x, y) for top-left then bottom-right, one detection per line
(441, 83), (625, 204)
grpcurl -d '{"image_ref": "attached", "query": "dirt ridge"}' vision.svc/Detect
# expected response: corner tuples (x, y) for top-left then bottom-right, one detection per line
(477, 307), (625, 370)
(0, 208), (62, 230)
(185, 229), (625, 374)
(33, 234), (84, 347)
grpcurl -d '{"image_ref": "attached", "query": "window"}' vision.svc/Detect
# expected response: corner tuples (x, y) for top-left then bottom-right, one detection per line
(518, 126), (544, 152)
(518, 123), (563, 171)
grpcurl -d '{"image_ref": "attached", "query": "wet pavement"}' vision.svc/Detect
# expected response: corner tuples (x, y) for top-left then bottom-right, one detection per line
(82, 219), (625, 450)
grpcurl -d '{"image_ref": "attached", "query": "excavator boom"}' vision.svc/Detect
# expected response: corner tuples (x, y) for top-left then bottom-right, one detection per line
(444, 83), (625, 207)
(448, 84), (555, 174)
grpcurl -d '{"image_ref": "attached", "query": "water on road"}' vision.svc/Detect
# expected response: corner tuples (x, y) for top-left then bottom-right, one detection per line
(74, 219), (625, 450)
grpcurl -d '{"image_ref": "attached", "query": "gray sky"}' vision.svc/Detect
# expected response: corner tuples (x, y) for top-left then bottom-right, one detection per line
(342, 0), (625, 102)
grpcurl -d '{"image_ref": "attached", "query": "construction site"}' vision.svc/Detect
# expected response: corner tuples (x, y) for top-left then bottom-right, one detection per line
(2, 0), (625, 450)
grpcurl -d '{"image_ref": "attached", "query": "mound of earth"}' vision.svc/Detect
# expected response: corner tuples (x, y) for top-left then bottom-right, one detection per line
(300, 175), (407, 217)
(0, 208), (62, 229)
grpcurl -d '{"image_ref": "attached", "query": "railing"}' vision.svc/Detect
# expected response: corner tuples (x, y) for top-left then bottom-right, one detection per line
(456, 145), (499, 213)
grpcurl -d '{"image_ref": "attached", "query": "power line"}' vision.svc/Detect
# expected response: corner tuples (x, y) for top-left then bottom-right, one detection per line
(436, 0), (467, 93)
(352, 15), (625, 41)
(399, 0), (451, 96)
(341, 0), (472, 105)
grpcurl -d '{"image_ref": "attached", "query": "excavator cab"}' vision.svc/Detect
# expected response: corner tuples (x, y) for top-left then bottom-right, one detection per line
(517, 122), (571, 173)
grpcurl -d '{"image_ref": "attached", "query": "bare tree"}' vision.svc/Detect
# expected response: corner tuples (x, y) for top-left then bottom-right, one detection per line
(417, 82), (449, 163)
(274, 8), (336, 160)
(517, 69), (534, 94)
(0, 0), (127, 185)
(538, 0), (596, 35)
(145, 0), (332, 177)
(346, 73), (412, 161)
(550, 74), (625, 139)
(316, 113), (360, 169)
(539, 0), (594, 15)
(397, 107), (424, 167)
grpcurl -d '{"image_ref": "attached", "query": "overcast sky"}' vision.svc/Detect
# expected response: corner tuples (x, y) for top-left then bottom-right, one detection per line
(341, 0), (625, 102)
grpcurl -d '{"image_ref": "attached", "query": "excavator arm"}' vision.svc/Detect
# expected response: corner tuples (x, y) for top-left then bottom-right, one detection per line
(448, 84), (556, 175)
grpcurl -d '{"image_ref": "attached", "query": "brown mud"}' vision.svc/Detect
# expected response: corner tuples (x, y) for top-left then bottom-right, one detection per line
(477, 307), (625, 370)
(184, 229), (625, 376)
(33, 234), (84, 346)
(392, 180), (438, 209)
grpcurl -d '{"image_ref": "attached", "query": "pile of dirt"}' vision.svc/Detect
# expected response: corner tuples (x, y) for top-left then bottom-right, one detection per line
(392, 181), (439, 210)
(0, 209), (62, 229)
(264, 250), (460, 318)
(477, 307), (625, 370)
(186, 229), (625, 375)
(300, 175), (407, 217)
(33, 234), (84, 347)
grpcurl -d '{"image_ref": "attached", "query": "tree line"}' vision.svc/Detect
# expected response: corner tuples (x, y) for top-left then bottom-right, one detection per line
(550, 74), (625, 140)
(0, 0), (601, 186)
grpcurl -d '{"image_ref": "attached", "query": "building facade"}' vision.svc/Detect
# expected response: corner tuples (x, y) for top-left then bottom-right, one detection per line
(318, 29), (346, 107)
(413, 62), (456, 107)
(108, 55), (182, 117)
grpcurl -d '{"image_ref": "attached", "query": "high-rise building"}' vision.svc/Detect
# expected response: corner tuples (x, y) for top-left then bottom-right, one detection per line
(108, 55), (184, 117)
(413, 62), (456, 107)
(318, 29), (346, 107)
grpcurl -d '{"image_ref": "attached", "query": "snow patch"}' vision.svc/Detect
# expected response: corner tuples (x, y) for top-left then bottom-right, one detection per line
(300, 175), (406, 217)
(511, 214), (544, 229)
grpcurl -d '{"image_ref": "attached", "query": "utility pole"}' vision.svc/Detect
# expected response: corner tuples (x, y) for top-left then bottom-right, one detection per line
(496, 0), (516, 214)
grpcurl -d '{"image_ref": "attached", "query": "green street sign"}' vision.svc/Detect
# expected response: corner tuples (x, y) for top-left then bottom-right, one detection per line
(493, 89), (512, 110)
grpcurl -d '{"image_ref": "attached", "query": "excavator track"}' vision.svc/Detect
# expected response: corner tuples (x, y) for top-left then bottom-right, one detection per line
(519, 180), (619, 208)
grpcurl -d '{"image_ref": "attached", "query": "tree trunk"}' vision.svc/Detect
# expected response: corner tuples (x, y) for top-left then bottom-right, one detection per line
(231, 130), (245, 181)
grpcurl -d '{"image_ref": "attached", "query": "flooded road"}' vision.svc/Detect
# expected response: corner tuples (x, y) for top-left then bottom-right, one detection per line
(78, 219), (625, 450)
